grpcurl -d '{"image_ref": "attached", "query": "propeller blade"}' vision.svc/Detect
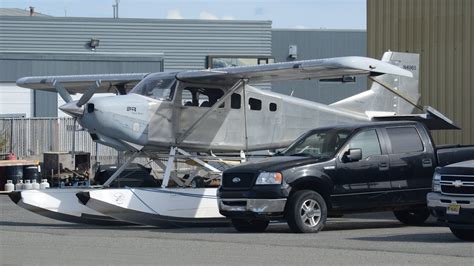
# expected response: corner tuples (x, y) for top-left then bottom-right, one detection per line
(77, 80), (101, 107)
(52, 80), (73, 103)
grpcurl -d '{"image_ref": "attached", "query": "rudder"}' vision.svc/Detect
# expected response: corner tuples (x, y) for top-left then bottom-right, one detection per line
(331, 51), (420, 115)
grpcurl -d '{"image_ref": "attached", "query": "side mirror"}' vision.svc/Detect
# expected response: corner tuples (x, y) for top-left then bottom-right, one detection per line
(342, 148), (362, 163)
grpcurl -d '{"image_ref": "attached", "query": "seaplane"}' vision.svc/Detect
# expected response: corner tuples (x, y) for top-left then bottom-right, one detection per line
(9, 51), (457, 226)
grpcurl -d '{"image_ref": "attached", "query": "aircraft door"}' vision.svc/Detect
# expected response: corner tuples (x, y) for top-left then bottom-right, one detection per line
(177, 86), (231, 149)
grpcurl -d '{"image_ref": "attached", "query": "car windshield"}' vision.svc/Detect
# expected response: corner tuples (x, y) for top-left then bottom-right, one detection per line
(130, 74), (176, 101)
(282, 129), (352, 158)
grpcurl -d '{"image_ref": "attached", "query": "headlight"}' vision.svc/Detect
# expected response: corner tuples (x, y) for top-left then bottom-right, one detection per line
(255, 172), (283, 185)
(432, 172), (441, 192)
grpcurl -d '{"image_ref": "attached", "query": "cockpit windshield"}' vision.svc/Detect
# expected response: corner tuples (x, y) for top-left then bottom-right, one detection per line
(130, 73), (176, 101)
(282, 128), (352, 158)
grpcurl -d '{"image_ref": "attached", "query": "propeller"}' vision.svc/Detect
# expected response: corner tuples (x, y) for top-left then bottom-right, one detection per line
(54, 80), (101, 117)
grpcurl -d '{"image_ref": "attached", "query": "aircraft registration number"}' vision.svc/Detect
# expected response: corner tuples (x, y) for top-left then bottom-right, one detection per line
(446, 204), (461, 215)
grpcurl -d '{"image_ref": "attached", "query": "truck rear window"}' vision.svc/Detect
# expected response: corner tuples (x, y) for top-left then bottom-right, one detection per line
(386, 127), (424, 154)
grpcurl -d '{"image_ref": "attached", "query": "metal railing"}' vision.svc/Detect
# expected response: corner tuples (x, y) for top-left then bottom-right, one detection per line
(0, 117), (119, 164)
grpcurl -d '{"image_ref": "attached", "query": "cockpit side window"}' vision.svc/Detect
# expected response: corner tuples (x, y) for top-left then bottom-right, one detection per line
(182, 87), (225, 108)
(130, 76), (176, 101)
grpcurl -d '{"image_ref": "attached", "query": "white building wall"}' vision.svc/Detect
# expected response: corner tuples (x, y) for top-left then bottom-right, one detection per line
(0, 83), (32, 117)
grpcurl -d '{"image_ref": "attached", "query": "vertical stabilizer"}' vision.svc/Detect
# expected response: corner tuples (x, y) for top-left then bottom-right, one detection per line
(331, 51), (420, 115)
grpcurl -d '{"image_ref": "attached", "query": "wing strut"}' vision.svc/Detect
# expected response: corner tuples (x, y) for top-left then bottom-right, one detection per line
(176, 79), (244, 144)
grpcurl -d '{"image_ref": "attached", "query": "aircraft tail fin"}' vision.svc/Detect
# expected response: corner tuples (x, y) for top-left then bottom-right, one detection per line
(331, 51), (421, 115)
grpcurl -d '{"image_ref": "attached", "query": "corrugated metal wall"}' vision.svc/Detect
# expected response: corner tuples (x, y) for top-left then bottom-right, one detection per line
(0, 16), (272, 71)
(272, 29), (367, 104)
(367, 0), (473, 145)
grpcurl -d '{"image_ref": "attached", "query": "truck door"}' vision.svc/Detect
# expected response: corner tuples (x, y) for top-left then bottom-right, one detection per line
(333, 128), (391, 210)
(383, 126), (435, 204)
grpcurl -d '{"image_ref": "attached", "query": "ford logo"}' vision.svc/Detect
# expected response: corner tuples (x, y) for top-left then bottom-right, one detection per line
(452, 180), (463, 187)
(232, 177), (241, 183)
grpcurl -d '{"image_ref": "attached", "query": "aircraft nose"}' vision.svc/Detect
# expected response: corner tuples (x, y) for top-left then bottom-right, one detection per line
(59, 101), (84, 117)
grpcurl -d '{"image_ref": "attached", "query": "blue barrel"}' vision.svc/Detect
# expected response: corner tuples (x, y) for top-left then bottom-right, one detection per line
(23, 165), (40, 182)
(6, 166), (23, 184)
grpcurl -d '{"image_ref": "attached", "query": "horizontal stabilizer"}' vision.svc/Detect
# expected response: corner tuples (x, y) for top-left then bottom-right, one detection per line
(371, 106), (459, 130)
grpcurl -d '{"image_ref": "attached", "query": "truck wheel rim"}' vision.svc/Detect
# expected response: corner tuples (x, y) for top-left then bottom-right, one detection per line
(300, 199), (321, 227)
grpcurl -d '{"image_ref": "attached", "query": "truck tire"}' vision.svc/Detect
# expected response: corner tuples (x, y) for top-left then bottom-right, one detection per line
(393, 208), (430, 225)
(286, 190), (327, 233)
(231, 219), (269, 233)
(449, 227), (474, 241)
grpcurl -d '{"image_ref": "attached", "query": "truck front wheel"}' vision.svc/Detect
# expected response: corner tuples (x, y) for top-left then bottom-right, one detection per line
(286, 190), (327, 233)
(231, 219), (269, 233)
(449, 227), (474, 241)
(393, 208), (430, 225)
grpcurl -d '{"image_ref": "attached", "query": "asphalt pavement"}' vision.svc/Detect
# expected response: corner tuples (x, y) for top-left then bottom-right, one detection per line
(0, 195), (472, 265)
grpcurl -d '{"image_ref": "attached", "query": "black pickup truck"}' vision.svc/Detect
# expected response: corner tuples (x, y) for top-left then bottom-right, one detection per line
(218, 121), (474, 233)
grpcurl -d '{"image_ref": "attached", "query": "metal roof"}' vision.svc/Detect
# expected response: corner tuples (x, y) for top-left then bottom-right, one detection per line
(0, 8), (50, 17)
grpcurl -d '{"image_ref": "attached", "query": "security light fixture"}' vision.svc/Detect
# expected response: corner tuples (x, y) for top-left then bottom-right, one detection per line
(288, 45), (297, 59)
(89, 38), (100, 51)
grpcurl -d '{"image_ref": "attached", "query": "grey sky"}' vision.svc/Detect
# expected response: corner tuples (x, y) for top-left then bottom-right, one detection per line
(1, 0), (366, 29)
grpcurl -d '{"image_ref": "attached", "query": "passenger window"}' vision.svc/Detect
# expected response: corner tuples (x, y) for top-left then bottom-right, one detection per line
(269, 103), (277, 112)
(182, 87), (224, 108)
(249, 98), (262, 110)
(231, 93), (241, 109)
(386, 127), (424, 153)
(342, 130), (381, 159)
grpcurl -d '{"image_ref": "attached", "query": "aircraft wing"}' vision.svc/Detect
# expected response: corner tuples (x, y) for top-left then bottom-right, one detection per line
(16, 73), (148, 94)
(176, 56), (413, 85)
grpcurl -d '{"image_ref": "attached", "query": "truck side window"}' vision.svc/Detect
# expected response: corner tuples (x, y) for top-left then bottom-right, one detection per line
(342, 130), (381, 159)
(386, 127), (424, 153)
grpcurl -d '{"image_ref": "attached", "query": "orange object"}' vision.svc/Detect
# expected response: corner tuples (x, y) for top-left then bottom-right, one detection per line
(275, 172), (283, 183)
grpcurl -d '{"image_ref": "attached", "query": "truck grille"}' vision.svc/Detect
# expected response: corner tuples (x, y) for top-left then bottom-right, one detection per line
(440, 175), (474, 196)
(222, 172), (256, 189)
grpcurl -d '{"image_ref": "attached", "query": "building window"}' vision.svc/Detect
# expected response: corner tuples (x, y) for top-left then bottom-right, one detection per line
(231, 93), (241, 109)
(207, 56), (274, 68)
(249, 98), (262, 110)
(269, 102), (277, 112)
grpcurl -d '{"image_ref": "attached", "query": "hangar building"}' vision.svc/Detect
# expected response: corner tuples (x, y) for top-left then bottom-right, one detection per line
(367, 0), (473, 144)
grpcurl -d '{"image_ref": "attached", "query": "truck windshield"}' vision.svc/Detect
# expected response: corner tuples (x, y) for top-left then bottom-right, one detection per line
(130, 73), (176, 101)
(283, 129), (351, 158)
